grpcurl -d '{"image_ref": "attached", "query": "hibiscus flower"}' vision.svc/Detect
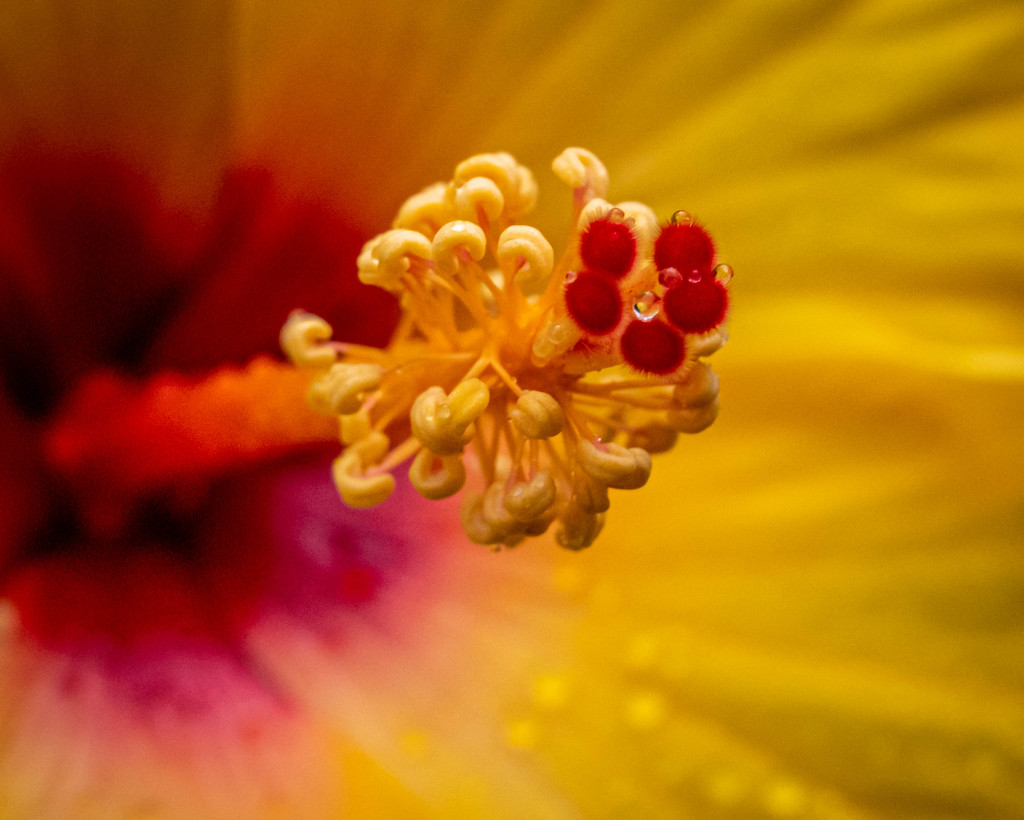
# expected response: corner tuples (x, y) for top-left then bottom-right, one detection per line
(3, 1), (1023, 819)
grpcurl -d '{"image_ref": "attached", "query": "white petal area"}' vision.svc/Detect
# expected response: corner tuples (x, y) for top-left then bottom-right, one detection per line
(0, 619), (340, 819)
(247, 479), (582, 819)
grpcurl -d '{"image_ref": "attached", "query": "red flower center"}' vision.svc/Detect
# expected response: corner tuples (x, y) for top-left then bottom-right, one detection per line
(0, 147), (399, 649)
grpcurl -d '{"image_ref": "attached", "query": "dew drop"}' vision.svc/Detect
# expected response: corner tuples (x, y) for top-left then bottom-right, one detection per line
(632, 291), (660, 321)
(658, 267), (683, 288)
(564, 270), (579, 284)
(624, 633), (659, 670)
(532, 672), (570, 711)
(706, 770), (747, 808)
(670, 209), (693, 226)
(764, 780), (807, 817)
(607, 207), (626, 222)
(623, 689), (667, 731)
(505, 717), (539, 750)
(714, 263), (734, 285)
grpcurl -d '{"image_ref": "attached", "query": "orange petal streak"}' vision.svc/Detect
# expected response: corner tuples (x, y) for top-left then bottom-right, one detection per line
(44, 356), (336, 500)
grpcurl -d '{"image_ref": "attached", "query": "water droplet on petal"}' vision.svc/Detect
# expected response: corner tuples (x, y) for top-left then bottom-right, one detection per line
(714, 263), (734, 285)
(706, 770), (747, 807)
(624, 633), (659, 670)
(633, 290), (660, 321)
(505, 717), (539, 750)
(532, 672), (570, 711)
(764, 780), (807, 817)
(624, 689), (667, 731)
(564, 270), (579, 284)
(670, 209), (693, 226)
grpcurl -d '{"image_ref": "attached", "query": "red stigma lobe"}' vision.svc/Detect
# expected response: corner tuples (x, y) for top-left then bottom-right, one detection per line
(663, 277), (729, 334)
(580, 216), (636, 278)
(564, 271), (623, 335)
(620, 320), (686, 374)
(653, 222), (715, 276)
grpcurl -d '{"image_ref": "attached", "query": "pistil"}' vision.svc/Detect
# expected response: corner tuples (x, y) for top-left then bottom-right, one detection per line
(283, 149), (732, 550)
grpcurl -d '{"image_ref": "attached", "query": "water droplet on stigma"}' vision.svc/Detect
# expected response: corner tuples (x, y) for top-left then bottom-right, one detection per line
(658, 267), (683, 288)
(633, 291), (660, 321)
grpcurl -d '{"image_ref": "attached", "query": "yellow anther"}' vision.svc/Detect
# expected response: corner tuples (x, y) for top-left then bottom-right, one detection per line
(572, 472), (610, 514)
(552, 147), (609, 203)
(531, 315), (582, 364)
(331, 431), (395, 508)
(556, 504), (605, 551)
(509, 390), (565, 439)
(410, 379), (490, 456)
(690, 327), (729, 358)
(673, 362), (719, 407)
(453, 152), (537, 221)
(668, 400), (719, 434)
(579, 440), (652, 490)
(356, 234), (384, 281)
(358, 229), (432, 291)
(461, 493), (511, 547)
(393, 182), (455, 237)
(667, 362), (720, 433)
(627, 424), (678, 454)
(496, 226), (554, 295)
(482, 481), (519, 534)
(340, 410), (372, 445)
(307, 363), (382, 416)
(522, 506), (557, 536)
(454, 177), (505, 223)
(408, 449), (466, 500)
(454, 152), (517, 196)
(504, 471), (556, 523)
(431, 220), (488, 276)
(279, 311), (336, 369)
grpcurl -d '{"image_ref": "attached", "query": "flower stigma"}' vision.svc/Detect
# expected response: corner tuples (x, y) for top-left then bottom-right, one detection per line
(282, 149), (732, 550)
